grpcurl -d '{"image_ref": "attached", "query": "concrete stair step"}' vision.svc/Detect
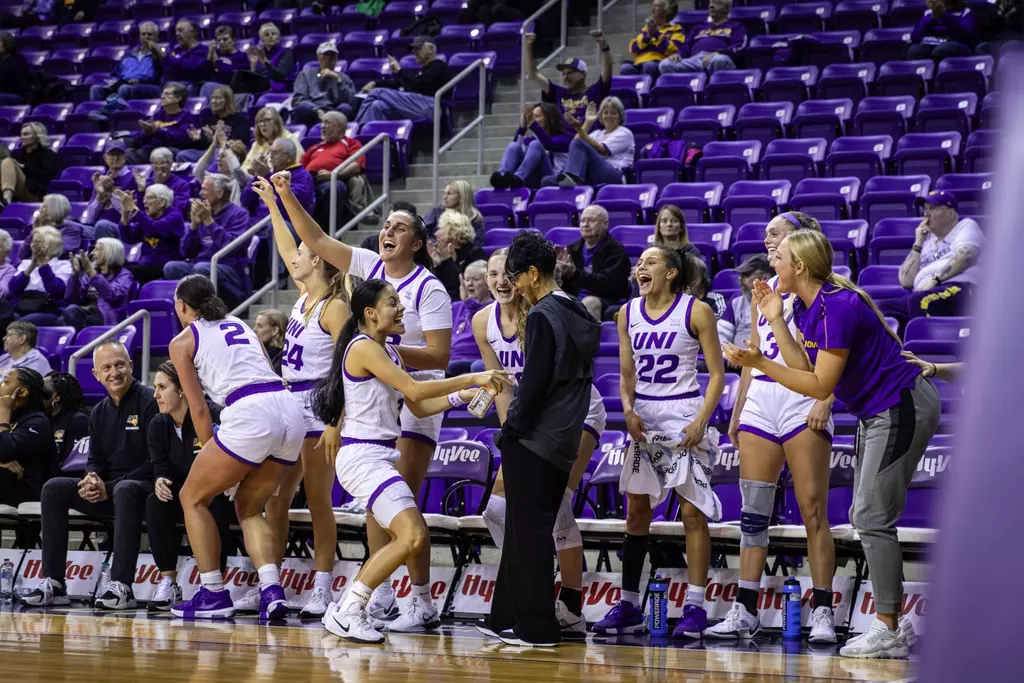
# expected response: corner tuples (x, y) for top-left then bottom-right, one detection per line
(399, 174), (491, 192)
(406, 161), (501, 178)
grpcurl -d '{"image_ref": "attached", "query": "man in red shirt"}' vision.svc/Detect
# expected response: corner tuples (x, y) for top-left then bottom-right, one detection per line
(300, 111), (369, 230)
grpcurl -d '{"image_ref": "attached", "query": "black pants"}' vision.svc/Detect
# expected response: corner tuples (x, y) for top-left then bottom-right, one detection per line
(878, 282), (972, 334)
(41, 477), (153, 586)
(487, 439), (569, 643)
(146, 489), (236, 573)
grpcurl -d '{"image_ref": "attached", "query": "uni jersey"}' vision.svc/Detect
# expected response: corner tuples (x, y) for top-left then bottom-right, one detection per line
(189, 316), (283, 406)
(282, 293), (335, 386)
(625, 291), (701, 399)
(348, 247), (453, 349)
(339, 335), (404, 442)
(485, 302), (524, 380)
(752, 275), (799, 378)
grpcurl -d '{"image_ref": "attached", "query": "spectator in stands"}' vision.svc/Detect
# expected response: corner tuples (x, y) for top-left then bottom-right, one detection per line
(653, 204), (700, 258)
(88, 22), (161, 102)
(549, 98), (635, 188)
(883, 190), (984, 332)
(129, 148), (191, 217)
(424, 180), (485, 243)
(253, 308), (286, 375)
(355, 35), (451, 124)
(0, 228), (14, 296)
(177, 86), (251, 163)
(42, 372), (90, 471)
(1, 123), (59, 205)
(0, 32), (30, 105)
(977, 0), (1023, 57)
(446, 259), (490, 376)
(301, 110), (364, 217)
(151, 19), (206, 92)
(231, 22), (296, 95)
(622, 0), (685, 77)
(59, 238), (135, 329)
(163, 174), (250, 302)
(0, 321), (51, 377)
(291, 40), (358, 127)
(146, 361), (234, 611)
(526, 31), (612, 124)
(431, 210), (487, 301)
(24, 340), (158, 609)
(240, 138), (315, 222)
(659, 0), (747, 75)
(117, 183), (185, 284)
(243, 107), (304, 174)
(690, 253), (726, 320)
(491, 102), (571, 190)
(909, 0), (980, 61)
(718, 254), (774, 370)
(128, 82), (197, 164)
(199, 26), (250, 99)
(9, 227), (71, 325)
(193, 134), (247, 205)
(82, 140), (137, 237)
(28, 194), (93, 256)
(557, 205), (631, 320)
(0, 367), (55, 506)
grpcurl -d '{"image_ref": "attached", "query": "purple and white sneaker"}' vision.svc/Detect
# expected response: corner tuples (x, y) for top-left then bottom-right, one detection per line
(259, 584), (289, 620)
(673, 604), (707, 639)
(592, 600), (647, 635)
(170, 586), (236, 619)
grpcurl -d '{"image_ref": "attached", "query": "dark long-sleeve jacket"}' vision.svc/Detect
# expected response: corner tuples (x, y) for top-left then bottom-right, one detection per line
(434, 242), (487, 302)
(0, 407), (57, 505)
(391, 58), (451, 97)
(562, 232), (632, 304)
(0, 53), (31, 98)
(254, 45), (296, 93)
(209, 49), (250, 84)
(292, 66), (357, 112)
(161, 43), (208, 84)
(911, 8), (980, 46)
(86, 380), (159, 494)
(121, 207), (185, 266)
(64, 267), (136, 325)
(148, 401), (222, 483)
(11, 146), (59, 198)
(50, 408), (90, 471)
(180, 202), (251, 264)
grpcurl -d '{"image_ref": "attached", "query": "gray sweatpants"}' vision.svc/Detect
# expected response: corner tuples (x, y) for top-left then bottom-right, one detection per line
(852, 375), (941, 614)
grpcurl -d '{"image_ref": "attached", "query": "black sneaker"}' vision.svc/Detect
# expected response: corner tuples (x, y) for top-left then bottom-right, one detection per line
(95, 581), (138, 610)
(506, 172), (524, 189)
(21, 577), (71, 606)
(490, 171), (507, 189)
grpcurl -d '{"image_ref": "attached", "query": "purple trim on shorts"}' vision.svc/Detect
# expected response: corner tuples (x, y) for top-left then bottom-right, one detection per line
(189, 323), (199, 359)
(640, 291), (682, 326)
(213, 432), (258, 467)
(343, 438), (398, 448)
(368, 475), (405, 513)
(224, 380), (287, 407)
(288, 380), (319, 392)
(496, 303), (516, 343)
(267, 454), (298, 466)
(737, 424), (783, 445)
(684, 295), (697, 340)
(396, 265), (423, 293)
(754, 375), (775, 383)
(582, 423), (601, 440)
(305, 430), (323, 439)
(400, 430), (437, 448)
(635, 390), (701, 402)
(780, 422), (834, 443)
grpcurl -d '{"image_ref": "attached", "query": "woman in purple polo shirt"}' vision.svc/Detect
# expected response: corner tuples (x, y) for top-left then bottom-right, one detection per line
(724, 230), (940, 660)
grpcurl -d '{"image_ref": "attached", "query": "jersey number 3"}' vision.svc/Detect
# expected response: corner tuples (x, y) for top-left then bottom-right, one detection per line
(220, 322), (249, 347)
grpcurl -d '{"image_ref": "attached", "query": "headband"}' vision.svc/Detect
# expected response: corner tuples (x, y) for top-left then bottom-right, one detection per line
(778, 212), (800, 230)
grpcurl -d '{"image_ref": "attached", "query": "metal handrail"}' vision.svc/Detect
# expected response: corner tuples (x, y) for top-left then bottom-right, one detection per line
(330, 132), (392, 238)
(596, 0), (639, 65)
(206, 214), (279, 317)
(520, 0), (568, 115)
(68, 310), (151, 384)
(432, 58), (487, 203)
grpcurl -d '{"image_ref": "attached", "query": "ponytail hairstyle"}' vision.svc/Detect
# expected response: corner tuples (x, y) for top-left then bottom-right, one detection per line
(11, 368), (46, 414)
(648, 245), (693, 294)
(310, 279), (392, 426)
(45, 372), (87, 415)
(785, 231), (902, 346)
(175, 275), (228, 321)
(390, 210), (433, 272)
(303, 256), (349, 327)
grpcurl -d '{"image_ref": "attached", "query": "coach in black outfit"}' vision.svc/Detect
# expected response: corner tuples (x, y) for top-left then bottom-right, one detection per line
(0, 368), (57, 506)
(43, 373), (91, 471)
(24, 340), (158, 608)
(486, 231), (600, 646)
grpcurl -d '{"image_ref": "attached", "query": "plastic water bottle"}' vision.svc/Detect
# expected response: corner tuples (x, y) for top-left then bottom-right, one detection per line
(0, 560), (14, 601)
(782, 577), (802, 639)
(647, 573), (669, 636)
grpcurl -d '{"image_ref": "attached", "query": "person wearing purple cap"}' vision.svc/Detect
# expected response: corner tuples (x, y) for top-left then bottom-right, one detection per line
(659, 0), (747, 75)
(81, 140), (138, 240)
(525, 30), (612, 125)
(879, 189), (985, 334)
(724, 229), (940, 659)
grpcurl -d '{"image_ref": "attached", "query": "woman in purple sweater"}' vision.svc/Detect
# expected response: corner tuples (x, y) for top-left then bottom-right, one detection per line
(59, 238), (136, 330)
(908, 0), (979, 61)
(116, 184), (186, 284)
(490, 102), (573, 190)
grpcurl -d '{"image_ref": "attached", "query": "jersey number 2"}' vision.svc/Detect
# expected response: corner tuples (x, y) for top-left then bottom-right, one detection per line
(220, 322), (249, 347)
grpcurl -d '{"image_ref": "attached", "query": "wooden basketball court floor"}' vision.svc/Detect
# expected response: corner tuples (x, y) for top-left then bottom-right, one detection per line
(0, 605), (914, 683)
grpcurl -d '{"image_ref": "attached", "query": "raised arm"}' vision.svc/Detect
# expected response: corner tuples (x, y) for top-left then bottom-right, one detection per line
(899, 218), (930, 289)
(270, 171), (354, 273)
(524, 33), (550, 92)
(168, 329), (214, 444)
(251, 176), (302, 288)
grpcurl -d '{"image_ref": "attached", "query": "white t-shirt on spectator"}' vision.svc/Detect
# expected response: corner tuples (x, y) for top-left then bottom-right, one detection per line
(914, 218), (985, 291)
(591, 126), (635, 171)
(15, 258), (73, 294)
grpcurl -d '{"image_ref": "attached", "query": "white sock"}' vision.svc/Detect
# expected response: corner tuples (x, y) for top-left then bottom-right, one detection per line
(739, 580), (761, 592)
(341, 581), (373, 611)
(621, 590), (640, 607)
(200, 570), (224, 592)
(482, 494), (506, 549)
(686, 584), (706, 609)
(314, 571), (333, 592)
(257, 564), (280, 590)
(411, 583), (431, 602)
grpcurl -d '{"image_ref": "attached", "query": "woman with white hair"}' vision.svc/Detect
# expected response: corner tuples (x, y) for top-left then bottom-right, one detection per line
(7, 226), (72, 325)
(429, 209), (487, 301)
(28, 194), (92, 256)
(59, 238), (136, 329)
(1, 123), (58, 206)
(547, 97), (635, 188)
(230, 22), (295, 94)
(132, 148), (191, 216)
(117, 183), (185, 284)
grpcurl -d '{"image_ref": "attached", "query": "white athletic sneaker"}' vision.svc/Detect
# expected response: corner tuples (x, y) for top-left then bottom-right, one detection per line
(20, 577), (71, 606)
(367, 583), (399, 622)
(149, 577), (182, 611)
(898, 616), (918, 649)
(555, 600), (587, 642)
(95, 581), (138, 610)
(323, 603), (385, 644)
(703, 603), (761, 639)
(381, 597), (440, 632)
(807, 606), (837, 644)
(299, 587), (333, 618)
(839, 619), (909, 659)
(234, 587), (261, 614)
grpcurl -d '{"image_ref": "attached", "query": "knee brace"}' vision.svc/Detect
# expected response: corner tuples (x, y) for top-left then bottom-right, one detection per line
(482, 494), (506, 550)
(740, 479), (776, 549)
(553, 487), (582, 552)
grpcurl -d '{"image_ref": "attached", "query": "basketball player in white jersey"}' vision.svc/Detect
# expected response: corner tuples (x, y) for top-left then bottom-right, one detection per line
(270, 172), (452, 632)
(315, 278), (512, 643)
(227, 177), (352, 618)
(168, 275), (305, 620)
(706, 211), (837, 643)
(469, 249), (605, 638)
(593, 246), (725, 639)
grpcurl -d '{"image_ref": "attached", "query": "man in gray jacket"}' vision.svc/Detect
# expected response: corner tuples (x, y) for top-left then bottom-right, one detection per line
(291, 41), (357, 127)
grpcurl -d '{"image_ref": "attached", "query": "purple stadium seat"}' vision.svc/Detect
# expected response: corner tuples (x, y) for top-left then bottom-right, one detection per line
(729, 221), (770, 264)
(131, 0), (170, 20)
(934, 173), (992, 215)
(869, 217), (919, 264)
(478, 203), (514, 232)
(734, 101), (793, 148)
(21, 50), (49, 70)
(893, 131), (961, 183)
(89, 20), (135, 47)
(760, 137), (828, 187)
(819, 219), (868, 268)
(337, 30), (388, 62)
(826, 134), (893, 187)
(916, 93), (978, 140)
(526, 186), (594, 231)
(834, 0), (889, 33)
(475, 188), (530, 219)
(34, 326), (77, 369)
(81, 45), (127, 75)
(743, 33), (802, 73)
(792, 176), (861, 220)
(376, 2), (418, 34)
(852, 95), (916, 139)
(722, 181), (788, 227)
(48, 164), (105, 201)
(483, 228), (541, 256)
(857, 264), (905, 300)
(705, 68), (763, 112)
(624, 107), (675, 152)
(427, 0), (467, 24)
(482, 22), (528, 77)
(687, 223), (734, 269)
(436, 24), (484, 57)
(634, 158), (685, 194)
(0, 105), (30, 135)
(216, 11), (257, 39)
(696, 141), (761, 193)
(804, 31), (860, 71)
(934, 55), (993, 99)
(649, 72), (706, 113)
(875, 59), (934, 98)
(903, 316), (971, 363)
(258, 8), (298, 26)
(674, 104), (734, 147)
(24, 103), (73, 134)
(295, 33), (341, 63)
(817, 63), (877, 105)
(979, 91), (1000, 129)
(775, 1), (832, 33)
(610, 74), (652, 110)
(347, 57), (393, 89)
(447, 52), (497, 110)
(730, 5), (777, 37)
(655, 181), (724, 225)
(859, 174), (931, 225)
(595, 184), (658, 229)
(123, 280), (180, 355)
(42, 47), (89, 75)
(63, 325), (138, 400)
(759, 65), (819, 107)
(792, 98), (854, 145)
(57, 133), (108, 168)
(0, 203), (40, 240)
(357, 119), (413, 181)
(544, 227), (581, 247)
(594, 373), (623, 412)
(53, 23), (96, 49)
(17, 25), (57, 50)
